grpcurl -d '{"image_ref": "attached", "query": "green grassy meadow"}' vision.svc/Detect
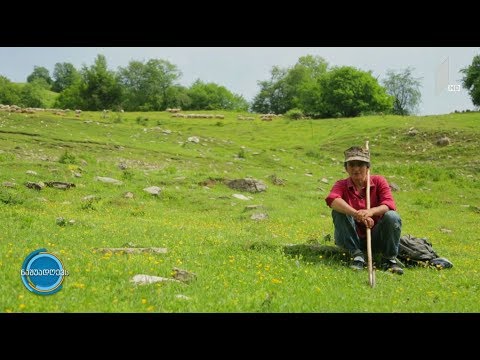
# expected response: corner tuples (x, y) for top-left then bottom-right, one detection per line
(1, 109), (479, 312)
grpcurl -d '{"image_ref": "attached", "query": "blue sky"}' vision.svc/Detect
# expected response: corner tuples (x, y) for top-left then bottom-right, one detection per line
(0, 47), (478, 115)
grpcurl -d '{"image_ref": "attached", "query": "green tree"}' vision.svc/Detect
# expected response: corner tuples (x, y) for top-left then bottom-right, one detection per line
(26, 66), (52, 88)
(251, 66), (289, 114)
(251, 55), (328, 115)
(79, 54), (122, 111)
(54, 82), (83, 109)
(164, 85), (192, 110)
(52, 63), (81, 93)
(19, 80), (47, 108)
(0, 75), (21, 105)
(319, 66), (393, 118)
(382, 67), (422, 115)
(285, 55), (328, 112)
(118, 59), (181, 111)
(186, 80), (249, 111)
(461, 54), (480, 107)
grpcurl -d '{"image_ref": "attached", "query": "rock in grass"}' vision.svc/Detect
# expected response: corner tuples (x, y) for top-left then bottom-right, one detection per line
(143, 186), (162, 195)
(232, 193), (252, 200)
(25, 181), (45, 190)
(95, 176), (123, 185)
(172, 268), (197, 283)
(251, 213), (268, 220)
(56, 217), (67, 226)
(95, 247), (168, 254)
(227, 178), (266, 193)
(45, 181), (76, 189)
(131, 274), (180, 285)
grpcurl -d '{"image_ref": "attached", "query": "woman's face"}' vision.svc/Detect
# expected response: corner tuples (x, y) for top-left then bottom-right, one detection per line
(346, 161), (369, 183)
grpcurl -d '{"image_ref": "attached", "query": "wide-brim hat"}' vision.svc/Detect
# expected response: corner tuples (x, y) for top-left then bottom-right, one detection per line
(344, 146), (370, 163)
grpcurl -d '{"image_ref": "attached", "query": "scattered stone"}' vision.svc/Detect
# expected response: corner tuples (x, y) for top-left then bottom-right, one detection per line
(56, 217), (75, 226)
(25, 181), (45, 190)
(268, 174), (286, 186)
(232, 194), (252, 200)
(45, 181), (76, 189)
(131, 274), (180, 285)
(95, 176), (123, 185)
(56, 217), (67, 226)
(124, 192), (134, 199)
(2, 181), (16, 188)
(227, 178), (266, 193)
(175, 294), (191, 300)
(440, 228), (452, 233)
(26, 170), (38, 176)
(436, 137), (451, 146)
(320, 177), (329, 184)
(143, 186), (162, 195)
(82, 195), (98, 201)
(251, 213), (268, 221)
(172, 268), (197, 283)
(95, 247), (168, 254)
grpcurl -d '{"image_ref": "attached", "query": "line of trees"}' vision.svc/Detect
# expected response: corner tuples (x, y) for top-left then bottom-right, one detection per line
(252, 55), (423, 118)
(0, 53), (435, 117)
(0, 55), (250, 112)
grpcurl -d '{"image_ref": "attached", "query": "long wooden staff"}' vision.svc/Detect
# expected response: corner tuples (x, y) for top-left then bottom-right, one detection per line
(366, 141), (375, 287)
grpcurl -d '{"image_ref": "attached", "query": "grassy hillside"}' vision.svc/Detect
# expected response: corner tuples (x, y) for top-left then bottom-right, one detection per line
(39, 89), (59, 108)
(1, 109), (479, 312)
(13, 82), (59, 108)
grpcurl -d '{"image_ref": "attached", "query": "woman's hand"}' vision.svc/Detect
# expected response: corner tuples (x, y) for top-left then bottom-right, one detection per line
(354, 210), (374, 228)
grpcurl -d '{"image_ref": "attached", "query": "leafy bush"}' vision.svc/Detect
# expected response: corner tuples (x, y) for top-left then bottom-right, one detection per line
(59, 151), (76, 164)
(136, 117), (149, 126)
(285, 108), (304, 120)
(0, 189), (24, 205)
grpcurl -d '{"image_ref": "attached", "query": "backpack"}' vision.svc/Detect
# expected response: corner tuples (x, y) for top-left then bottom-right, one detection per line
(397, 234), (453, 269)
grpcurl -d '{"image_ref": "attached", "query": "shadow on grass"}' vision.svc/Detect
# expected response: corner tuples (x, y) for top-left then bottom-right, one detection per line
(282, 243), (350, 264)
(244, 241), (279, 252)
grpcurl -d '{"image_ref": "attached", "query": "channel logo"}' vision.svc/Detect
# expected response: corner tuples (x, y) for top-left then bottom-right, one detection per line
(20, 248), (69, 295)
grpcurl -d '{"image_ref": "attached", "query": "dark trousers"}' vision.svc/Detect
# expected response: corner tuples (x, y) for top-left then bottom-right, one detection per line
(332, 210), (402, 259)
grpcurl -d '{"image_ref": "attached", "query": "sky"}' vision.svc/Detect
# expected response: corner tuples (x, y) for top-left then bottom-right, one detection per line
(0, 47), (478, 115)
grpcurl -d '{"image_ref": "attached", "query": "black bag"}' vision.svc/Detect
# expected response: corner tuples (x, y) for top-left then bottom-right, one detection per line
(397, 234), (453, 269)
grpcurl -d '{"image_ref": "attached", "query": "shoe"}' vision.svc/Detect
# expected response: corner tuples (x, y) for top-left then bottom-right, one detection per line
(350, 256), (366, 270)
(382, 258), (404, 275)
